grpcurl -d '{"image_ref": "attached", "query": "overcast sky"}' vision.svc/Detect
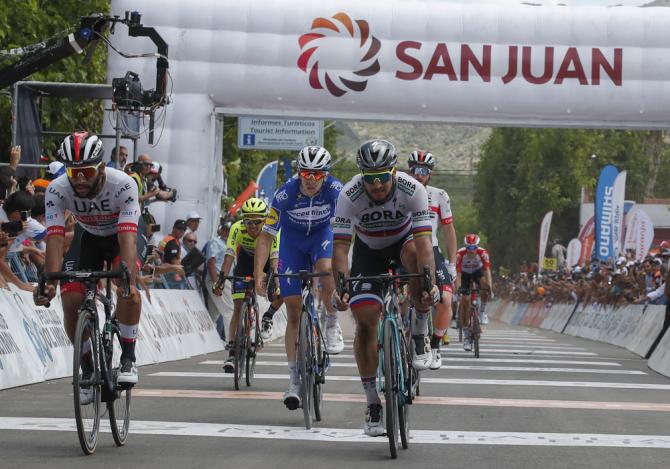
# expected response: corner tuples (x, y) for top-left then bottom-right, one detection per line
(433, 1), (656, 6)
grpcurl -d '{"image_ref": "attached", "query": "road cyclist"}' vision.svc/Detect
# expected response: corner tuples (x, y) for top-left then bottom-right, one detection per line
(455, 233), (493, 351)
(254, 145), (344, 410)
(332, 139), (439, 438)
(406, 150), (458, 369)
(212, 198), (282, 377)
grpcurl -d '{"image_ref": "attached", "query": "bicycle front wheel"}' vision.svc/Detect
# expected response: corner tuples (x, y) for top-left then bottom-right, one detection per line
(234, 305), (248, 391)
(383, 319), (399, 459)
(473, 313), (481, 359)
(107, 326), (131, 446)
(73, 309), (101, 455)
(299, 311), (314, 429)
(398, 329), (411, 450)
(313, 322), (324, 422)
(246, 308), (259, 387)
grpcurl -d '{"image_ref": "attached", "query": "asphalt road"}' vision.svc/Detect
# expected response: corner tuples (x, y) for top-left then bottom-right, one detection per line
(1, 315), (669, 468)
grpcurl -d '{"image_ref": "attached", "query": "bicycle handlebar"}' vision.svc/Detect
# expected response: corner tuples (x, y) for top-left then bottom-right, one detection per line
(38, 262), (132, 307)
(337, 266), (436, 301)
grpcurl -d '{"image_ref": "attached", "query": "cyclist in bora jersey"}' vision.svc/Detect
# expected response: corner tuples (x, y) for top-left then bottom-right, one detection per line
(332, 139), (438, 436)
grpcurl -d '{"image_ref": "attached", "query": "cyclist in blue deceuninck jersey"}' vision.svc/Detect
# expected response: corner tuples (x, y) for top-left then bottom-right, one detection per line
(254, 146), (344, 411)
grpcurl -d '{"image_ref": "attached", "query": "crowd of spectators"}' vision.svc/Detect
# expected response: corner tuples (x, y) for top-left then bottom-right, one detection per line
(0, 144), (234, 312)
(496, 248), (670, 307)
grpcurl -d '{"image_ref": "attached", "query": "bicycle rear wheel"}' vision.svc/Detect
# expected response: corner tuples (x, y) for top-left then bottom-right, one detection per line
(473, 311), (481, 359)
(73, 309), (101, 455)
(383, 319), (399, 459)
(234, 305), (248, 390)
(299, 311), (314, 429)
(107, 325), (131, 446)
(245, 308), (259, 387)
(398, 330), (411, 450)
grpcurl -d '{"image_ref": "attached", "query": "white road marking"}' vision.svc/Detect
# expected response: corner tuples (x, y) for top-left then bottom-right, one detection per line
(199, 360), (637, 374)
(1, 417), (669, 449)
(149, 372), (670, 390)
(443, 349), (598, 356)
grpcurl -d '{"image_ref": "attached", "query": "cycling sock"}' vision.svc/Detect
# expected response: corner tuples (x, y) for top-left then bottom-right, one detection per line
(481, 302), (487, 314)
(227, 342), (235, 357)
(288, 361), (300, 385)
(361, 376), (381, 405)
(119, 322), (138, 362)
(264, 304), (278, 320)
(434, 327), (447, 338)
(430, 334), (442, 350)
(413, 311), (430, 336)
(326, 312), (339, 328)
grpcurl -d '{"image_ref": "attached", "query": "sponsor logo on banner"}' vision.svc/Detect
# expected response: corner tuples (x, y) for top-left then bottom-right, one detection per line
(298, 12), (381, 97)
(578, 217), (595, 266)
(298, 12), (623, 97)
(594, 165), (619, 262)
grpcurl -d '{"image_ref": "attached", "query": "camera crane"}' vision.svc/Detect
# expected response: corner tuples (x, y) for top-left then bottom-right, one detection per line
(0, 11), (169, 143)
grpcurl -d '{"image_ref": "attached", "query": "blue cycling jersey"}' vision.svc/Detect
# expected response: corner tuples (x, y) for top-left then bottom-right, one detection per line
(263, 174), (342, 237)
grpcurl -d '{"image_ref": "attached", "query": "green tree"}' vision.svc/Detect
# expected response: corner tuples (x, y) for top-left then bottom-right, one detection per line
(475, 128), (669, 271)
(0, 0), (110, 157)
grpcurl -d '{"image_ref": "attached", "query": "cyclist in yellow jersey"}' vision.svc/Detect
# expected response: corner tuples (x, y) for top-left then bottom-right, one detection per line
(213, 198), (282, 373)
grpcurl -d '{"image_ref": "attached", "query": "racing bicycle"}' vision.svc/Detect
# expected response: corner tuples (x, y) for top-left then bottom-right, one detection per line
(272, 270), (330, 429)
(39, 263), (132, 455)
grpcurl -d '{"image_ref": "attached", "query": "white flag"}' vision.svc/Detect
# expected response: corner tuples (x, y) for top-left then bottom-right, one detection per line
(566, 238), (582, 269)
(611, 170), (627, 259)
(538, 211), (553, 270)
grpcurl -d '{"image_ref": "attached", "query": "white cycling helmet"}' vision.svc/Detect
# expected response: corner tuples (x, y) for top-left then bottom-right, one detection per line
(58, 131), (104, 166)
(298, 146), (332, 171)
(408, 150), (435, 169)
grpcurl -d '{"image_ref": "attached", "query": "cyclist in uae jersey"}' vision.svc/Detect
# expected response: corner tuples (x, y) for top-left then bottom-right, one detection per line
(34, 132), (142, 392)
(212, 198), (282, 373)
(455, 233), (493, 351)
(332, 139), (438, 437)
(406, 150), (457, 370)
(254, 145), (344, 411)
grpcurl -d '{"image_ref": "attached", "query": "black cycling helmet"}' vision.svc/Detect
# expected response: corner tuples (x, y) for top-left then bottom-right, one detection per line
(356, 139), (397, 171)
(58, 131), (104, 166)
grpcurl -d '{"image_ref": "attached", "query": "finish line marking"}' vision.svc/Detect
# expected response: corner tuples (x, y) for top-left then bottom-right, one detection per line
(1, 417), (669, 449)
(198, 360), (640, 375)
(148, 372), (670, 390)
(131, 389), (670, 412)
(222, 354), (622, 366)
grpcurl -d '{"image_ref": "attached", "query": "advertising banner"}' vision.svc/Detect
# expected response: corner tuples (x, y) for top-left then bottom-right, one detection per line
(632, 208), (654, 260)
(566, 238), (581, 269)
(577, 216), (595, 266)
(611, 170), (627, 258)
(538, 211), (553, 271)
(256, 161), (279, 204)
(594, 165), (619, 262)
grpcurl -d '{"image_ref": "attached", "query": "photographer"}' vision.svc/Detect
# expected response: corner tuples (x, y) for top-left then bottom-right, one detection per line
(0, 190), (43, 291)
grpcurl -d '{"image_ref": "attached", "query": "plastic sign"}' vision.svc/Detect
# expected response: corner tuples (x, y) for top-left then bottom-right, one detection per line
(238, 117), (323, 150)
(543, 258), (557, 271)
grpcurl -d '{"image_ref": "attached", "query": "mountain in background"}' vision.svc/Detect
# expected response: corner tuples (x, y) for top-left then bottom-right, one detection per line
(334, 121), (491, 171)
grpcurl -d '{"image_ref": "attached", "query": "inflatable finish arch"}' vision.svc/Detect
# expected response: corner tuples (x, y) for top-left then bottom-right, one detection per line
(107, 0), (670, 234)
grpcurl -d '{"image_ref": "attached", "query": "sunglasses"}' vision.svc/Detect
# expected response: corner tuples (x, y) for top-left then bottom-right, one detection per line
(466, 245), (478, 251)
(299, 170), (326, 181)
(362, 169), (394, 185)
(244, 219), (264, 226)
(66, 162), (102, 179)
(409, 165), (431, 177)
(184, 239), (197, 244)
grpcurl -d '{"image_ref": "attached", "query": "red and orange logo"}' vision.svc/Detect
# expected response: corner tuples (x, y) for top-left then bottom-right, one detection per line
(298, 12), (381, 97)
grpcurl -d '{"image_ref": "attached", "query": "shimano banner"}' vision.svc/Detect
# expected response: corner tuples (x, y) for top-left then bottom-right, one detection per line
(594, 165), (619, 262)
